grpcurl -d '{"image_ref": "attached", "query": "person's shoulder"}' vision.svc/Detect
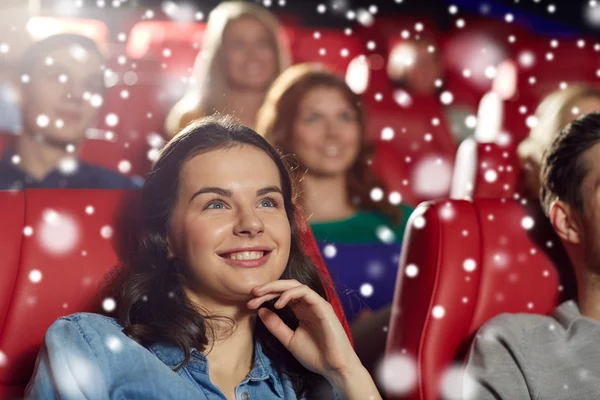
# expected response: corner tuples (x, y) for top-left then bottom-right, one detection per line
(79, 163), (142, 189)
(165, 95), (204, 136)
(54, 312), (123, 331)
(476, 311), (557, 344)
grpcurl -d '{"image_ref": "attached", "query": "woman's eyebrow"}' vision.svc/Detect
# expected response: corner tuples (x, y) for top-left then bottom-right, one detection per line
(257, 186), (283, 196)
(189, 187), (232, 202)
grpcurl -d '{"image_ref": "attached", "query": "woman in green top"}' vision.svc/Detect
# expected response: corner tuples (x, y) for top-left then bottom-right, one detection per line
(256, 63), (413, 314)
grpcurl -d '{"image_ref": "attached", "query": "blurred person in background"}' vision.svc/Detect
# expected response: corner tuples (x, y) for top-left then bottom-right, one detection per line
(0, 33), (138, 189)
(387, 36), (475, 144)
(0, 61), (21, 134)
(165, 1), (290, 135)
(517, 84), (600, 199)
(257, 63), (413, 380)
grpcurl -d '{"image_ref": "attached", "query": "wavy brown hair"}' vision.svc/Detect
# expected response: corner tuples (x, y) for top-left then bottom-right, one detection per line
(111, 115), (333, 398)
(256, 63), (400, 223)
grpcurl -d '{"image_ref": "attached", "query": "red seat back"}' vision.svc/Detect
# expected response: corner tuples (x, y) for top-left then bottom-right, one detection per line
(291, 27), (363, 75)
(385, 199), (575, 399)
(452, 138), (521, 199)
(0, 189), (350, 398)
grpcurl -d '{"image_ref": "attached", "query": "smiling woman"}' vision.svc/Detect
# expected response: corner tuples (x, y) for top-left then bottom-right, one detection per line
(165, 1), (290, 134)
(25, 116), (382, 400)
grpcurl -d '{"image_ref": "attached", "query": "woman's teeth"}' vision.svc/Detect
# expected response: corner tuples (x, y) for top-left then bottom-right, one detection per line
(326, 146), (340, 156)
(227, 251), (264, 260)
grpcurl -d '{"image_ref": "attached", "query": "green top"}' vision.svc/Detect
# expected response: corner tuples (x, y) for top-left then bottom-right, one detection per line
(309, 204), (414, 245)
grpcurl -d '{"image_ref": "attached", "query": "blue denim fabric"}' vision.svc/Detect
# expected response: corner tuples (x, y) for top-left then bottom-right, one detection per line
(26, 313), (335, 400)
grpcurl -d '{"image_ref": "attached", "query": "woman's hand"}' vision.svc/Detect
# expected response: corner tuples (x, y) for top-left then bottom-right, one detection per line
(247, 279), (358, 379)
(247, 280), (382, 400)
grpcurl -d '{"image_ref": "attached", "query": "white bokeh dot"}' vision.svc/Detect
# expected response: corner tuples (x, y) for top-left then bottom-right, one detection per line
(360, 283), (374, 297)
(376, 353), (417, 395)
(100, 225), (113, 239)
(442, 365), (477, 400)
(29, 270), (42, 283)
(106, 336), (123, 352)
(405, 264), (419, 278)
(58, 157), (79, 175)
(381, 127), (395, 141)
(526, 115), (538, 129)
(39, 210), (79, 255)
(465, 115), (477, 129)
(376, 226), (396, 244)
(432, 305), (445, 319)
(36, 115), (49, 128)
(90, 94), (103, 108)
(118, 160), (131, 174)
(323, 244), (337, 258)
(440, 91), (454, 105)
(388, 192), (402, 205)
(85, 205), (95, 215)
(521, 216), (535, 230)
(102, 298), (116, 312)
(370, 187), (384, 202)
(463, 259), (477, 272)
(413, 216), (426, 229)
(105, 113), (119, 127)
(23, 226), (33, 236)
(484, 170), (498, 183)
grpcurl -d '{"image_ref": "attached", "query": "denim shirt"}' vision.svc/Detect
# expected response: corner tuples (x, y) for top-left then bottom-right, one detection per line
(26, 313), (336, 400)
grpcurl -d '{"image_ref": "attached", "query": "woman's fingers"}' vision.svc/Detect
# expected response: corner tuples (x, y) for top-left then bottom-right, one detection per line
(257, 307), (294, 348)
(273, 284), (320, 309)
(246, 293), (279, 309)
(252, 279), (302, 296)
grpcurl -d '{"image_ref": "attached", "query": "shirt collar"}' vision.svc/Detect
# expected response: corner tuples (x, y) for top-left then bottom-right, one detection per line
(148, 339), (284, 398)
(553, 300), (600, 333)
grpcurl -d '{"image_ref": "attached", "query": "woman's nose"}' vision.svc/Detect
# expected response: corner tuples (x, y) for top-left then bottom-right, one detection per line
(234, 208), (265, 237)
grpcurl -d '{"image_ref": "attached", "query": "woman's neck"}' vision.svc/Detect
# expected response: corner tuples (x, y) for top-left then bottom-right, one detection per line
(221, 89), (266, 129)
(185, 290), (256, 375)
(301, 173), (357, 222)
(204, 310), (256, 374)
(15, 132), (70, 180)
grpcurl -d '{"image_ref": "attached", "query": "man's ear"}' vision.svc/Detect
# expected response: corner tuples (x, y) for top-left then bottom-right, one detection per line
(549, 200), (582, 245)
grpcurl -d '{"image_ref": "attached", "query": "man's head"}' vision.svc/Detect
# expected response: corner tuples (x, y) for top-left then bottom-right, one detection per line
(17, 34), (105, 146)
(541, 111), (600, 272)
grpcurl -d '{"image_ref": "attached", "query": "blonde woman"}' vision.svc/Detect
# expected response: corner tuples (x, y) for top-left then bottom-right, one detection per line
(165, 1), (290, 135)
(518, 84), (600, 198)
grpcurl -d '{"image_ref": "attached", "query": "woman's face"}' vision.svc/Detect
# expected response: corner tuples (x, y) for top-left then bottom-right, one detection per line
(292, 86), (361, 177)
(222, 16), (278, 91)
(168, 145), (291, 305)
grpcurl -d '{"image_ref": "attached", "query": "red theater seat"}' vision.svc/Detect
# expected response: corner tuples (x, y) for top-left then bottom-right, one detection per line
(81, 58), (167, 178)
(367, 95), (457, 205)
(385, 198), (575, 400)
(0, 189), (351, 398)
(292, 27), (363, 75)
(451, 138), (520, 199)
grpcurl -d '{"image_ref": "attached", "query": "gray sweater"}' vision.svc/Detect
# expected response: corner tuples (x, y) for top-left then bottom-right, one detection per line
(464, 301), (600, 400)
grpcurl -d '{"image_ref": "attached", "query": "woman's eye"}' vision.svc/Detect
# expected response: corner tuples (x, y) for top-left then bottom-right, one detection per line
(340, 111), (355, 121)
(205, 200), (226, 210)
(259, 198), (277, 208)
(305, 113), (320, 123)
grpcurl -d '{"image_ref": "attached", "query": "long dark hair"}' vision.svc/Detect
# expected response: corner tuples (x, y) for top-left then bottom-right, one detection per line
(113, 115), (333, 397)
